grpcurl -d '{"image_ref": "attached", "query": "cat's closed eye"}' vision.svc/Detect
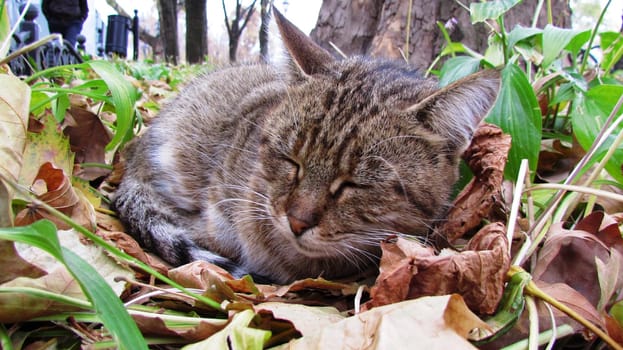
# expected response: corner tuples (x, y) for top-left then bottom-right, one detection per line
(330, 178), (362, 200)
(282, 158), (300, 183)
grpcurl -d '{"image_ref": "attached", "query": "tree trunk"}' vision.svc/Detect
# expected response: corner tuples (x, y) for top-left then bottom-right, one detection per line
(311, 0), (571, 67)
(259, 0), (272, 62)
(186, 0), (208, 63)
(157, 0), (179, 64)
(223, 0), (257, 62)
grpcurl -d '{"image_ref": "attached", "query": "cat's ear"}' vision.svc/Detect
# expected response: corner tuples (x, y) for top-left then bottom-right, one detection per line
(406, 69), (501, 151)
(272, 7), (335, 77)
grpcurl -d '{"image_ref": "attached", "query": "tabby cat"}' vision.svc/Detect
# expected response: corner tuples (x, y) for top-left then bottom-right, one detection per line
(112, 9), (500, 284)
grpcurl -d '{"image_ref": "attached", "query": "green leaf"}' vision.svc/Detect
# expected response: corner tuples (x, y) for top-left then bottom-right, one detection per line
(0, 0), (10, 58)
(571, 85), (623, 183)
(486, 64), (542, 179)
(542, 25), (583, 68)
(0, 220), (148, 350)
(184, 309), (270, 350)
(611, 299), (623, 329)
(439, 56), (482, 87)
(600, 32), (623, 73)
(507, 25), (542, 50)
(565, 29), (591, 57)
(470, 0), (521, 23)
(87, 61), (138, 151)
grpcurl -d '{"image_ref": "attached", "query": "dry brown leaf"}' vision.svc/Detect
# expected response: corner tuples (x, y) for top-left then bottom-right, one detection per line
(274, 295), (489, 350)
(0, 266), (83, 323)
(63, 107), (112, 181)
(533, 212), (623, 307)
(14, 162), (95, 230)
(132, 313), (226, 342)
(536, 281), (605, 330)
(0, 241), (46, 284)
(168, 260), (235, 290)
(604, 313), (623, 345)
(438, 123), (511, 241)
(365, 222), (509, 314)
(99, 230), (170, 276)
(537, 138), (585, 183)
(255, 302), (344, 337)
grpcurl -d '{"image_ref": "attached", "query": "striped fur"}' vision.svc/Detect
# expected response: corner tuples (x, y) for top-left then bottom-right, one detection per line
(112, 10), (499, 283)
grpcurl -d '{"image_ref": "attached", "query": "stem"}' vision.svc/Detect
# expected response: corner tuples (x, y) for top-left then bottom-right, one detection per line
(0, 0), (31, 55)
(525, 183), (623, 203)
(525, 295), (539, 350)
(546, 0), (552, 25)
(0, 287), (93, 309)
(508, 266), (623, 350)
(507, 159), (529, 255)
(580, 0), (612, 74)
(531, 0), (544, 27)
(0, 323), (12, 350)
(404, 0), (413, 61)
(0, 174), (224, 312)
(525, 279), (622, 350)
(0, 34), (61, 66)
(500, 325), (574, 350)
(523, 93), (623, 262)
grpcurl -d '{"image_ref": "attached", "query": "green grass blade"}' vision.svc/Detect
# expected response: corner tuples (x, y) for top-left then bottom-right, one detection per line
(87, 60), (138, 151)
(0, 220), (148, 350)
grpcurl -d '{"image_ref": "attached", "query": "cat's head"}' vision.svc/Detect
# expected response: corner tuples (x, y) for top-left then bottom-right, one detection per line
(255, 9), (500, 278)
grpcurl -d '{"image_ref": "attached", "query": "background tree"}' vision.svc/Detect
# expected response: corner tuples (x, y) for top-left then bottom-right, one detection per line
(186, 0), (208, 63)
(157, 0), (179, 64)
(259, 0), (272, 62)
(223, 0), (258, 62)
(310, 0), (572, 67)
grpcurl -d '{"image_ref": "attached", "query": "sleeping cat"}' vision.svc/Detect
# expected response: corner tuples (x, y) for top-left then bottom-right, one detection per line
(112, 8), (500, 284)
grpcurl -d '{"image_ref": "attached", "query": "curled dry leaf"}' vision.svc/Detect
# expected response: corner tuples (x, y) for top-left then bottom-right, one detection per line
(14, 162), (95, 231)
(63, 107), (112, 181)
(438, 123), (511, 242)
(365, 222), (510, 315)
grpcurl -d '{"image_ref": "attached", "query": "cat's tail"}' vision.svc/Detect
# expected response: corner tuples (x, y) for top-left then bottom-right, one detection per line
(111, 177), (243, 274)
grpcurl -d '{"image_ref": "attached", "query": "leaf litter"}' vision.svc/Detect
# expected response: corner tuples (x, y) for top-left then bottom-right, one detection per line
(2, 66), (623, 349)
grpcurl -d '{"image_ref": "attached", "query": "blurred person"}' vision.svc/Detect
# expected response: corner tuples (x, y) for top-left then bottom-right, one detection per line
(42, 0), (88, 46)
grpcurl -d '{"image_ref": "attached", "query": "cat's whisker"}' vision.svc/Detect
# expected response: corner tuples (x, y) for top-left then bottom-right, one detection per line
(113, 8), (500, 284)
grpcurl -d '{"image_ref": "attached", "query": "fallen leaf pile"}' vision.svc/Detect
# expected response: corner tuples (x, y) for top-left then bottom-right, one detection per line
(2, 63), (623, 349)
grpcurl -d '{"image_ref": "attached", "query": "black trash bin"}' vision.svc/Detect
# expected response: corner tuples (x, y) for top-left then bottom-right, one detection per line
(105, 14), (130, 57)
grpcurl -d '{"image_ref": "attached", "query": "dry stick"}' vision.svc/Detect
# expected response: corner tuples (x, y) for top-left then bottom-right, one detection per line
(507, 159), (530, 255)
(522, 93), (623, 263)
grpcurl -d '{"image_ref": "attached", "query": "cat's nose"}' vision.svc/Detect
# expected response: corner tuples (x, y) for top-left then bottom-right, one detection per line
(288, 215), (313, 236)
